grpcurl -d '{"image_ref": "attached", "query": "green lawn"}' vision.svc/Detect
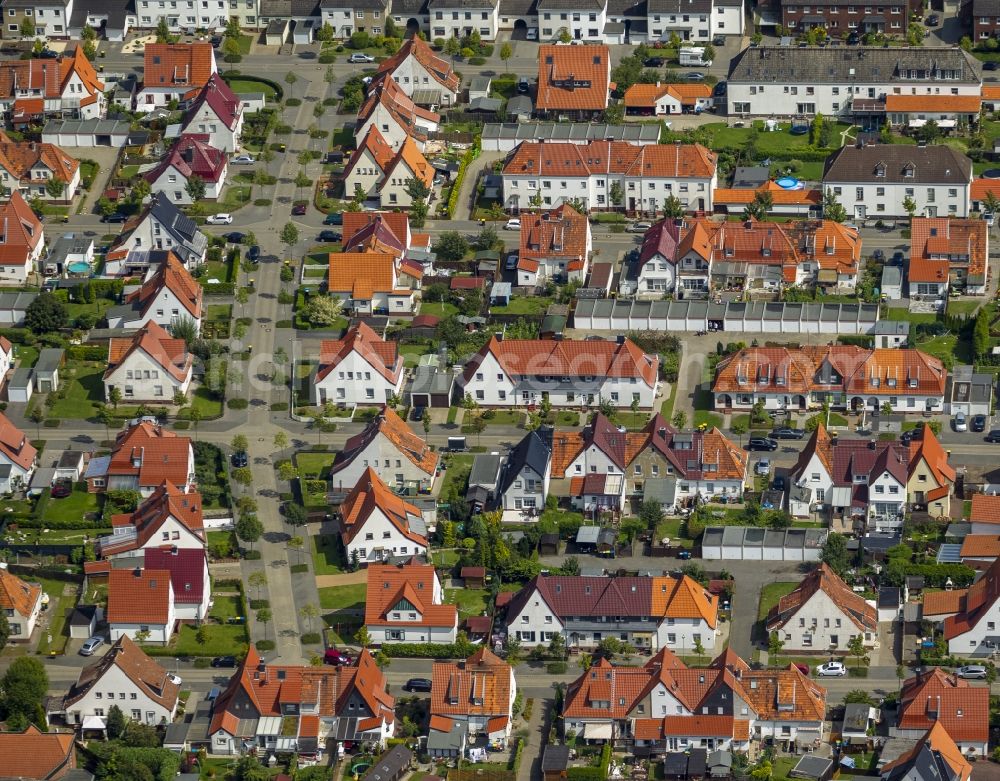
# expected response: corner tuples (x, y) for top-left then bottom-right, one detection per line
(947, 300), (981, 318)
(177, 386), (225, 419)
(225, 77), (278, 99)
(400, 343), (433, 368)
(654, 517), (693, 548)
(39, 488), (101, 523)
(313, 535), (345, 575)
(219, 185), (252, 211)
(210, 595), (244, 621)
(207, 304), (233, 322)
(915, 335), (959, 368)
(757, 582), (799, 622)
(444, 587), (489, 618)
(318, 583), (367, 611)
(462, 410), (522, 431)
(31, 527), (105, 544)
(46, 362), (105, 419)
(491, 297), (552, 315)
(884, 308), (940, 326)
(169, 623), (248, 656)
(35, 577), (79, 656)
(296, 452), (337, 478)
(432, 549), (461, 569)
(419, 301), (459, 317)
(440, 455), (473, 498)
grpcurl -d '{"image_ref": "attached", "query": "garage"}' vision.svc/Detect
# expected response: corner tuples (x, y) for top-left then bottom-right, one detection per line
(42, 119), (130, 147)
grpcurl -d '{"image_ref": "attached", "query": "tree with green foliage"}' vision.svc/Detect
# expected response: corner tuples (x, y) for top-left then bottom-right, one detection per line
(19, 16), (35, 37)
(847, 633), (869, 669)
(155, 17), (173, 43)
(183, 174), (206, 203)
(444, 35), (460, 59)
(433, 231), (469, 261)
(279, 222), (299, 259)
(231, 467), (253, 486)
(45, 178), (66, 200)
(767, 631), (784, 666)
(903, 195), (917, 220)
(222, 36), (242, 62)
(235, 513), (264, 551)
(610, 180), (624, 207)
(821, 532), (851, 576)
(822, 188), (847, 223)
(233, 755), (270, 781)
(499, 41), (513, 71)
(106, 704), (127, 739)
(639, 499), (664, 529)
(306, 295), (344, 326)
(248, 570), (267, 602)
(256, 607), (272, 640)
(974, 307), (991, 360)
(1, 657), (48, 728)
(355, 626), (372, 648)
(284, 71), (298, 98)
(671, 410), (687, 429)
(843, 689), (875, 705)
(504, 636), (525, 667)
(662, 194), (685, 219)
(24, 292), (67, 334)
(0, 610), (8, 651)
(604, 101), (625, 124)
(701, 43), (715, 63)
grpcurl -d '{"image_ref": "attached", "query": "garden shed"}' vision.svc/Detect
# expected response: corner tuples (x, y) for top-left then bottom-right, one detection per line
(34, 348), (64, 392)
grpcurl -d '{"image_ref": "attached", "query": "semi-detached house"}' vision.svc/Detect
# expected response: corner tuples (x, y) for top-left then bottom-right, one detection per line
(338, 467), (429, 565)
(0, 563), (41, 641)
(0, 46), (104, 122)
(517, 203), (592, 286)
(354, 74), (440, 152)
(103, 321), (194, 404)
(910, 217), (988, 295)
(311, 322), (404, 407)
(364, 560), (458, 644)
(374, 35), (459, 105)
(97, 481), (204, 559)
(894, 668), (989, 755)
(922, 557), (1000, 660)
(93, 420), (195, 495)
(502, 141), (717, 215)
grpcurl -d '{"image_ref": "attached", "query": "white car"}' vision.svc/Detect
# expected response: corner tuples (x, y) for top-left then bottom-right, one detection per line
(754, 459), (771, 476)
(504, 218), (521, 230)
(206, 213), (233, 225)
(231, 154), (254, 165)
(526, 28), (538, 40)
(167, 673), (183, 685)
(349, 52), (375, 63)
(816, 661), (847, 677)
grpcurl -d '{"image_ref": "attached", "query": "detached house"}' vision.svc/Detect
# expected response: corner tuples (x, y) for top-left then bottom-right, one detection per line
(106, 193), (208, 272)
(107, 566), (176, 645)
(765, 563), (878, 652)
(181, 74), (244, 154)
(103, 320), (194, 403)
(208, 646), (395, 755)
(429, 648), (516, 755)
(343, 127), (435, 209)
(144, 133), (228, 204)
(339, 467), (429, 565)
(0, 410), (36, 492)
(562, 648), (827, 751)
(895, 668), (989, 755)
(458, 335), (659, 409)
(488, 429), (553, 514)
(364, 560), (458, 644)
(536, 44), (610, 119)
(327, 251), (421, 314)
(60, 635), (180, 728)
(505, 572), (719, 651)
(374, 36), (460, 106)
(341, 211), (414, 261)
(0, 132), (80, 201)
(621, 219), (680, 297)
(354, 74), (440, 152)
(106, 251), (203, 334)
(94, 420), (195, 495)
(712, 345), (948, 415)
(311, 323), (404, 407)
(329, 406), (438, 494)
(0, 46), (105, 122)
(624, 82), (713, 115)
(517, 204), (591, 286)
(97, 481), (204, 559)
(139, 43), (217, 112)
(922, 557), (1000, 658)
(0, 563), (41, 641)
(0, 191), (44, 285)
(881, 722), (972, 781)
(910, 217), (988, 296)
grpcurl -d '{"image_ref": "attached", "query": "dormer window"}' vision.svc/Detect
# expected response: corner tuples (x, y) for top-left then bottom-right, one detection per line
(871, 377), (880, 387)
(875, 163), (886, 177)
(903, 164), (915, 178)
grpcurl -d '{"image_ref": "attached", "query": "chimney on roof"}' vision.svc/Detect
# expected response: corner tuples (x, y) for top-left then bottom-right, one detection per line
(869, 440), (876, 450)
(133, 567), (142, 578)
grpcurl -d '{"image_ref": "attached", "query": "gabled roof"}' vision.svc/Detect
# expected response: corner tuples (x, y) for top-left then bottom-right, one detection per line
(381, 136), (434, 193)
(105, 321), (193, 385)
(823, 144), (973, 186)
(125, 251), (203, 320)
(908, 423), (955, 488)
(144, 133), (227, 185)
(98, 481), (203, 557)
(327, 252), (400, 300)
(881, 722), (972, 781)
(639, 219), (680, 268)
(766, 563), (877, 633)
(536, 44), (610, 111)
(0, 45), (103, 104)
(713, 181), (823, 208)
(0, 410), (36, 471)
(345, 126), (396, 181)
(107, 567), (173, 625)
(64, 635), (179, 712)
(357, 75), (440, 142)
(184, 73), (242, 131)
(317, 323), (402, 386)
(375, 36), (460, 93)
(108, 421), (193, 489)
(431, 648), (512, 718)
(0, 191), (43, 267)
(342, 211), (410, 257)
(494, 429), (552, 501)
(332, 406), (438, 479)
(0, 565), (40, 618)
(970, 494), (1000, 525)
(145, 548), (207, 605)
(898, 667), (989, 743)
(504, 140), (716, 180)
(640, 415), (748, 482)
(884, 94), (982, 113)
(911, 217), (988, 285)
(519, 204), (589, 270)
(364, 560), (457, 628)
(623, 81), (712, 108)
(942, 557), (1000, 639)
(0, 726), (75, 781)
(0, 131), (79, 184)
(144, 43), (216, 92)
(339, 467), (429, 548)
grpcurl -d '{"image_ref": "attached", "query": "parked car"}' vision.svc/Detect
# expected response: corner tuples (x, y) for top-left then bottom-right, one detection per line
(168, 673), (183, 685)
(348, 53), (375, 63)
(292, 203), (307, 216)
(755, 459), (772, 476)
(772, 475), (786, 492)
(643, 56), (665, 67)
(973, 414), (987, 433)
(206, 213), (233, 224)
(771, 427), (805, 440)
(517, 77), (530, 93)
(504, 218), (521, 230)
(627, 222), (652, 233)
(224, 231), (245, 244)
(926, 13), (940, 24)
(101, 213), (127, 224)
(324, 648), (353, 666)
(505, 253), (518, 270)
(746, 437), (778, 452)
(230, 451), (248, 468)
(987, 429), (1000, 443)
(247, 245), (260, 262)
(712, 34), (726, 46)
(899, 429), (915, 444)
(816, 661), (847, 676)
(324, 212), (343, 225)
(685, 72), (706, 81)
(956, 665), (988, 679)
(211, 655), (237, 668)
(80, 636), (104, 656)
(676, 550), (692, 560)
(986, 61), (1000, 71)
(954, 411), (968, 432)
(318, 230), (341, 242)
(871, 249), (885, 262)
(231, 154), (255, 165)
(210, 35), (223, 47)
(403, 677), (433, 692)
(51, 480), (72, 498)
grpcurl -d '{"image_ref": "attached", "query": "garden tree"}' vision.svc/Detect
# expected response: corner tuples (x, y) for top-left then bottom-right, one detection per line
(279, 222), (299, 258)
(349, 183), (366, 210)
(692, 636), (706, 661)
(701, 43), (716, 63)
(847, 633), (869, 669)
(475, 224), (499, 250)
(189, 407), (203, 440)
(974, 307), (991, 360)
(355, 626), (372, 648)
(822, 188), (847, 223)
(18, 16), (35, 37)
(170, 315), (198, 346)
(224, 15), (241, 37)
(843, 690), (875, 705)
(809, 113), (825, 146)
(639, 499), (664, 530)
(106, 704), (127, 739)
(499, 41), (513, 71)
(284, 71), (298, 98)
(315, 22), (334, 41)
(434, 231), (470, 261)
(248, 570), (268, 601)
(902, 195), (917, 220)
(0, 610), (8, 650)
(294, 169), (312, 200)
(182, 173), (206, 203)
(306, 294), (344, 326)
(45, 178), (66, 200)
(384, 16), (398, 36)
(630, 396), (641, 425)
(288, 535), (305, 566)
(299, 602), (319, 633)
(129, 178), (151, 206)
(277, 461), (298, 481)
(222, 37), (242, 62)
(916, 119), (942, 144)
(107, 385), (123, 410)
(906, 22), (924, 45)
(444, 35), (460, 58)
(597, 395), (616, 419)
(578, 653), (593, 672)
(231, 467), (253, 486)
(155, 17), (174, 42)
(730, 417), (748, 445)
(821, 532), (851, 576)
(470, 411), (487, 444)
(82, 23), (96, 40)
(671, 410), (687, 428)
(767, 631), (784, 665)
(237, 496), (258, 515)
(235, 513), (264, 551)
(233, 756), (270, 781)
(252, 168), (270, 199)
(422, 409), (431, 435)
(97, 196), (117, 217)
(410, 197), (429, 228)
(662, 195), (684, 219)
(604, 101), (625, 125)
(196, 624), (209, 645)
(274, 431), (288, 450)
(1, 656), (48, 728)
(548, 631), (567, 659)
(984, 192), (1000, 216)
(528, 190), (543, 207)
(609, 180), (624, 207)
(503, 636), (525, 667)
(256, 607), (272, 640)
(24, 292), (67, 334)
(404, 177), (431, 228)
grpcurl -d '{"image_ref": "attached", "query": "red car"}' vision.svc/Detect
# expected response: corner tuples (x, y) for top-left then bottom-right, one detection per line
(292, 203), (307, 216)
(793, 663), (810, 676)
(51, 481), (72, 498)
(324, 648), (352, 666)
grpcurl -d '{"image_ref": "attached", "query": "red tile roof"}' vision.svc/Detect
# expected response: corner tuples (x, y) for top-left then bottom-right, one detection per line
(504, 140), (716, 180)
(364, 560), (457, 629)
(623, 82), (712, 108)
(99, 481), (203, 557)
(881, 722), (971, 781)
(345, 126), (397, 182)
(431, 648), (512, 718)
(342, 211), (410, 258)
(0, 410), (35, 471)
(125, 251), (203, 320)
(971, 494), (1000, 525)
(144, 548), (207, 605)
(376, 36), (460, 93)
(108, 421), (193, 490)
(0, 45), (103, 105)
(885, 95), (982, 113)
(520, 204), (589, 272)
(185, 74), (241, 131)
(64, 635), (179, 712)
(942, 557), (1000, 640)
(0, 726), (76, 781)
(316, 323), (402, 386)
(0, 131), (79, 186)
(339, 467), (429, 548)
(107, 567), (173, 625)
(714, 182), (823, 207)
(357, 75), (440, 143)
(144, 43), (215, 91)
(0, 566), (40, 618)
(333, 406), (438, 479)
(105, 321), (193, 385)
(537, 44), (611, 111)
(328, 252), (402, 300)
(0, 191), (43, 267)
(911, 217), (988, 285)
(898, 668), (989, 743)
(766, 563), (877, 633)
(145, 133), (227, 185)
(381, 135), (434, 194)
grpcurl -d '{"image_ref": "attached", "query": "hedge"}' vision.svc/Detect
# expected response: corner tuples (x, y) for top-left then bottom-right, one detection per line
(382, 641), (476, 658)
(15, 516), (109, 530)
(508, 739), (524, 772)
(67, 345), (108, 361)
(446, 143), (479, 219)
(567, 745), (612, 781)
(204, 282), (236, 296)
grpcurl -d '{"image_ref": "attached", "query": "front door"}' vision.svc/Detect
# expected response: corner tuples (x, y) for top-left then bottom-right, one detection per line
(855, 205), (866, 218)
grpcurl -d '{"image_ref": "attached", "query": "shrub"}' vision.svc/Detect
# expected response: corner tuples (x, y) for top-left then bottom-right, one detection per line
(227, 398), (249, 410)
(193, 658), (210, 669)
(274, 124), (293, 134)
(255, 640), (275, 651)
(382, 642), (474, 659)
(300, 632), (321, 644)
(469, 56), (486, 65)
(253, 199), (272, 207)
(271, 402), (289, 411)
(173, 421), (190, 429)
(43, 419), (61, 427)
(546, 661), (568, 674)
(847, 667), (869, 678)
(285, 98), (302, 106)
(249, 599), (270, 610)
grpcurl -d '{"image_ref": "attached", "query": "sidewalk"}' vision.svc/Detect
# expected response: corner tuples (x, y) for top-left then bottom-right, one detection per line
(516, 697), (550, 781)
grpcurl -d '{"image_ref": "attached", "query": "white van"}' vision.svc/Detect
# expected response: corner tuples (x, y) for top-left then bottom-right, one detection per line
(679, 47), (712, 66)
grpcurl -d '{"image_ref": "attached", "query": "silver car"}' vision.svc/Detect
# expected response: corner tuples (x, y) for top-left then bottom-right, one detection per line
(80, 636), (104, 656)
(956, 665), (987, 679)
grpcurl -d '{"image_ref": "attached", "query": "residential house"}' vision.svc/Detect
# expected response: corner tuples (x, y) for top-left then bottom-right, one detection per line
(327, 251), (421, 314)
(910, 217), (988, 295)
(923, 557), (1000, 658)
(895, 668), (989, 755)
(339, 467), (429, 565)
(103, 321), (193, 404)
(622, 219), (679, 297)
(907, 255), (950, 301)
(343, 126), (396, 204)
(458, 335), (659, 408)
(765, 563), (878, 652)
(780, 0), (910, 36)
(517, 204), (592, 286)
(885, 95), (982, 130)
(535, 44), (610, 119)
(645, 0), (746, 41)
(970, 494), (1000, 534)
(364, 560), (458, 644)
(144, 133), (228, 204)
(430, 648), (515, 751)
(341, 211), (414, 260)
(354, 74), (440, 152)
(785, 219), (863, 291)
(311, 322), (404, 406)
(374, 35), (460, 106)
(94, 420), (195, 495)
(975, 0), (1000, 40)
(713, 180), (822, 219)
(726, 47), (982, 120)
(505, 572), (719, 651)
(712, 345), (948, 415)
(208, 646), (395, 755)
(107, 566), (176, 645)
(428, 0), (500, 40)
(490, 429), (553, 514)
(135, 0), (258, 32)
(106, 193), (208, 272)
(624, 82), (713, 115)
(562, 647), (826, 751)
(0, 0), (74, 41)
(0, 410), (36, 492)
(0, 46), (105, 121)
(0, 191), (44, 285)
(138, 43), (217, 112)
(536, 0), (607, 41)
(181, 74), (244, 154)
(329, 406), (438, 494)
(106, 251), (203, 333)
(344, 127), (435, 209)
(145, 547), (209, 621)
(824, 145), (973, 220)
(0, 562), (41, 641)
(906, 422), (956, 517)
(319, 0), (389, 38)
(0, 131), (80, 201)
(97, 481), (204, 559)
(60, 635), (180, 728)
(0, 727), (76, 781)
(881, 722), (972, 781)
(502, 141), (717, 214)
